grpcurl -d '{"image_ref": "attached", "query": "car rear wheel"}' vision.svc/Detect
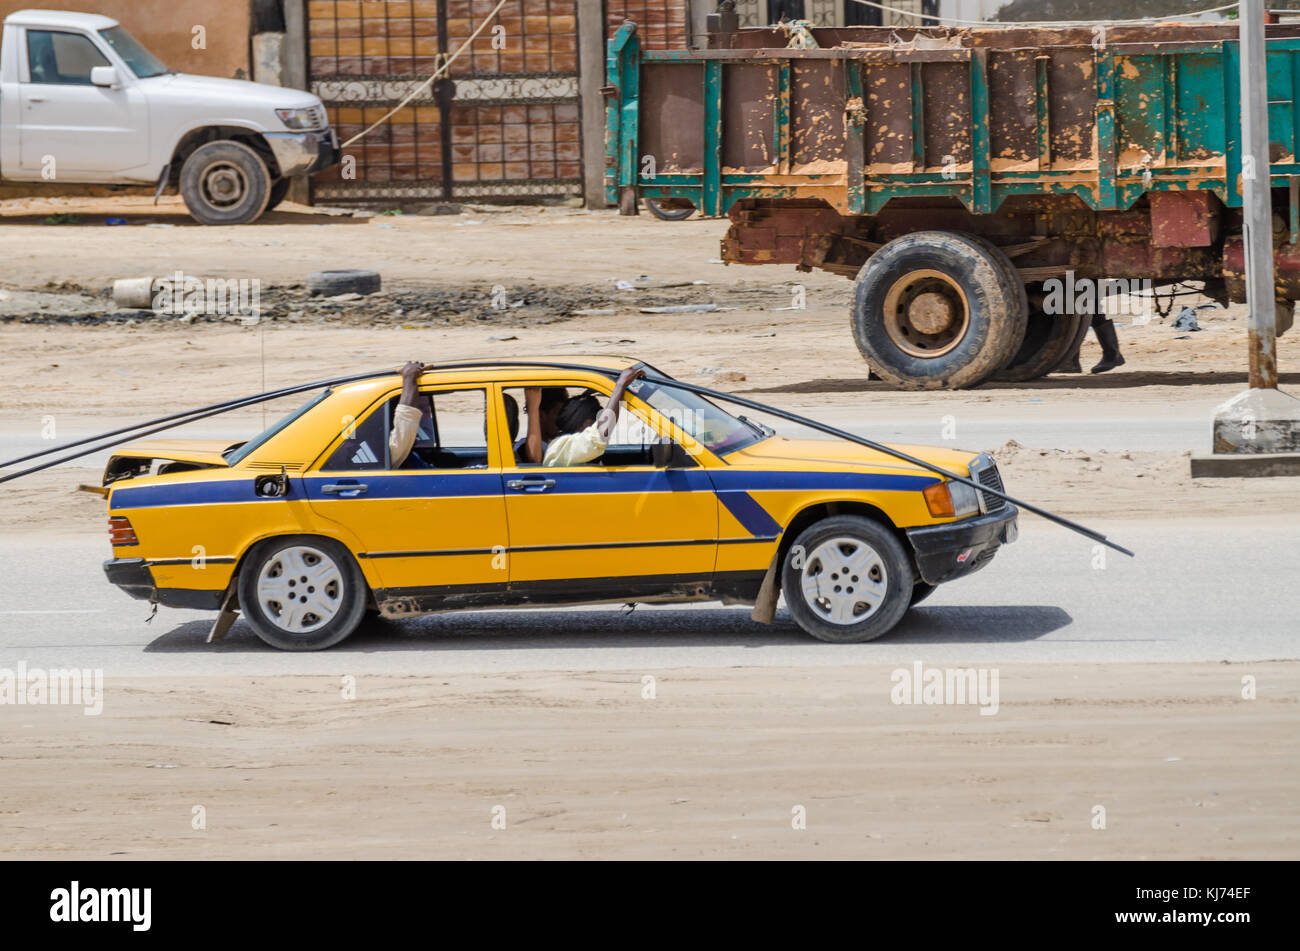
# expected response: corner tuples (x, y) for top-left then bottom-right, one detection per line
(237, 536), (367, 650)
(180, 140), (272, 226)
(851, 231), (1028, 390)
(782, 515), (913, 643)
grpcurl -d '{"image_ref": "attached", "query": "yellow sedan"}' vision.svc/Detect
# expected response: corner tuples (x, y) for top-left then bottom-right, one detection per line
(100, 357), (1017, 650)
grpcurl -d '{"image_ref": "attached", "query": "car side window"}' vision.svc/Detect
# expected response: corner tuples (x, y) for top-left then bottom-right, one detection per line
(321, 401), (390, 471)
(26, 30), (110, 85)
(396, 388), (489, 470)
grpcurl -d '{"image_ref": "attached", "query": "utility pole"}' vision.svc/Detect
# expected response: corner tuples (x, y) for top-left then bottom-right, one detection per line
(1194, 0), (1300, 476)
(1240, 0), (1279, 390)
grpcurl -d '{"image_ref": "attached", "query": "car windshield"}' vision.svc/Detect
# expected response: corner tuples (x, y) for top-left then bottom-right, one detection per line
(98, 25), (169, 78)
(628, 375), (768, 456)
(223, 391), (329, 465)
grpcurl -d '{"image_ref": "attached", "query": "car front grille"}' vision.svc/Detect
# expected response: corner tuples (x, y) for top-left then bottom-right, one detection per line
(974, 457), (1006, 513)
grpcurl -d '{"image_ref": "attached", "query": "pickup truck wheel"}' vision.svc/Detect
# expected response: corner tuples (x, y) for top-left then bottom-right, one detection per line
(994, 309), (1088, 382)
(237, 536), (367, 650)
(180, 140), (272, 225)
(782, 515), (913, 643)
(851, 231), (1028, 390)
(265, 177), (292, 212)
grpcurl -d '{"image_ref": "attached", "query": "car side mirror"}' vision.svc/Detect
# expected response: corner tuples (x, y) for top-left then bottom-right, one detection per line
(90, 66), (119, 88)
(651, 436), (691, 469)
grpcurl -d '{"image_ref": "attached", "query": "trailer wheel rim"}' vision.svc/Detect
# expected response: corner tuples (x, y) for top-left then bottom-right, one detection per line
(256, 545), (344, 634)
(882, 269), (971, 358)
(799, 537), (888, 625)
(200, 161), (249, 209)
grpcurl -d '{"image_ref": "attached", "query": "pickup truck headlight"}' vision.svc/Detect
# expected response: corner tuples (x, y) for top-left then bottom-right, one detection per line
(276, 107), (322, 131)
(923, 480), (981, 519)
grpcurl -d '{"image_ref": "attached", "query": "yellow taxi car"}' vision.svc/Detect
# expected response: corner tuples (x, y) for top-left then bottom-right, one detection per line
(100, 357), (1018, 650)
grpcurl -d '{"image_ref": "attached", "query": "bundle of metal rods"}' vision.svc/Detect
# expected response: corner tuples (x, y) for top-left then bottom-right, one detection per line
(0, 360), (1134, 557)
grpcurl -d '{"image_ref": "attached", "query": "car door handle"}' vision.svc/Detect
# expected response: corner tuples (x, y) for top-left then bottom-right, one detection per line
(321, 482), (369, 496)
(507, 477), (556, 493)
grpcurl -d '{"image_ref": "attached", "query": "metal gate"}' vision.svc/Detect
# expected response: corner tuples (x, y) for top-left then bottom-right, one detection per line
(606, 0), (688, 49)
(308, 0), (583, 204)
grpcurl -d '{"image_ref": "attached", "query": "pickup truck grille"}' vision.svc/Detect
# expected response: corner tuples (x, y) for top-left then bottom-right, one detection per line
(974, 458), (1006, 513)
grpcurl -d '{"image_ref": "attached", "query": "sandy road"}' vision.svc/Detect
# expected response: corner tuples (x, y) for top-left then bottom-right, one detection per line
(1, 663), (1294, 860)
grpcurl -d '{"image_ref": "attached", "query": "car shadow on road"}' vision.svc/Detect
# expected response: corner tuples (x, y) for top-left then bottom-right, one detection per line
(142, 603), (1073, 653)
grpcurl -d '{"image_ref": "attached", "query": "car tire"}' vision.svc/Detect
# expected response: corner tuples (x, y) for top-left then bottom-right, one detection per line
(782, 515), (913, 643)
(237, 535), (367, 651)
(307, 269), (382, 297)
(179, 140), (272, 226)
(851, 231), (1028, 390)
(265, 177), (292, 212)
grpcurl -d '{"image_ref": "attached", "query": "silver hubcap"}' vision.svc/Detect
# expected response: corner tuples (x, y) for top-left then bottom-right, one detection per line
(800, 536), (888, 625)
(256, 545), (343, 634)
(201, 161), (248, 208)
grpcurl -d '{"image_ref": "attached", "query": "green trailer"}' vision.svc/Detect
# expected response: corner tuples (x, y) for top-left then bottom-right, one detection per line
(605, 19), (1300, 389)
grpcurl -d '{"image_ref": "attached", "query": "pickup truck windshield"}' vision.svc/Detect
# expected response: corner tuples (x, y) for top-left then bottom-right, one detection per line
(98, 25), (168, 78)
(628, 377), (767, 457)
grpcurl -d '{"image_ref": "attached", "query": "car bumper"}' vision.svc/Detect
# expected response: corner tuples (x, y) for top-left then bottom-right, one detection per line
(103, 558), (226, 610)
(264, 129), (341, 177)
(906, 505), (1019, 585)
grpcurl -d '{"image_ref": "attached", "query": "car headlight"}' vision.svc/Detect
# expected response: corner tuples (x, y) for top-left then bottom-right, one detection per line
(276, 107), (320, 131)
(923, 480), (981, 518)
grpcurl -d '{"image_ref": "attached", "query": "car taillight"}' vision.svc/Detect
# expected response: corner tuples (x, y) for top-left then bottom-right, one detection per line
(108, 516), (139, 546)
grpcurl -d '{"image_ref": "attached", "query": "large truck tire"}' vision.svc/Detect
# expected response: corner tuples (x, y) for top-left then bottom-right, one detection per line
(180, 140), (272, 226)
(850, 231), (1028, 390)
(994, 302), (1088, 382)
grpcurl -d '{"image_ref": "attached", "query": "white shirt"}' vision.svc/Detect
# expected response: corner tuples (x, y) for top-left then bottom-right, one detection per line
(389, 403), (423, 468)
(542, 408), (615, 467)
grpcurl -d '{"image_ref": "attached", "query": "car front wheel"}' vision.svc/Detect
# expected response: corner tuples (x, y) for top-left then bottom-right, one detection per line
(237, 535), (367, 650)
(782, 515), (913, 643)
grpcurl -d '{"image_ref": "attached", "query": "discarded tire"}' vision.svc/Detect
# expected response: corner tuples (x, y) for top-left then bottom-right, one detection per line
(645, 198), (695, 221)
(851, 231), (1028, 390)
(307, 270), (382, 297)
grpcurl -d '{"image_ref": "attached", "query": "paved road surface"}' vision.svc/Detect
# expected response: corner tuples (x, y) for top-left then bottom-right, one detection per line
(1, 517), (1294, 676)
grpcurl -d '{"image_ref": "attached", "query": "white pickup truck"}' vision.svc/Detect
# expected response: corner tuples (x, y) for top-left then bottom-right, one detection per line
(0, 8), (340, 224)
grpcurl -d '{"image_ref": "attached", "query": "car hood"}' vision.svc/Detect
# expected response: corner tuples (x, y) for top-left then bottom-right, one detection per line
(723, 436), (980, 476)
(139, 73), (320, 110)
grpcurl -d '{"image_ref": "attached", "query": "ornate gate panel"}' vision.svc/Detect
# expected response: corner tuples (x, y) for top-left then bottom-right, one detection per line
(309, 0), (582, 203)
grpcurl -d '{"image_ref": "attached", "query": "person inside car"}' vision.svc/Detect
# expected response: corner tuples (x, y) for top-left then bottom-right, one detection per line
(519, 386), (568, 463)
(542, 368), (646, 467)
(390, 361), (425, 468)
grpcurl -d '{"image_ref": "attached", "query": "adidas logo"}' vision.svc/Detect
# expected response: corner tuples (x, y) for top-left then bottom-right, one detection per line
(351, 441), (378, 465)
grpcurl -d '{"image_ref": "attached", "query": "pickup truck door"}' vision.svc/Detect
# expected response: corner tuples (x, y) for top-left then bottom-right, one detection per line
(14, 28), (149, 178)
